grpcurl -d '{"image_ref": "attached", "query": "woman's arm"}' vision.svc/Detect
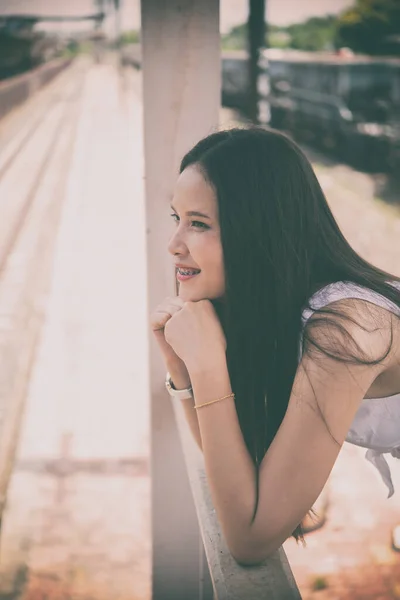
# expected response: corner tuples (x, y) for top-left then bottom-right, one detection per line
(187, 301), (391, 566)
(188, 358), (260, 564)
(166, 360), (203, 451)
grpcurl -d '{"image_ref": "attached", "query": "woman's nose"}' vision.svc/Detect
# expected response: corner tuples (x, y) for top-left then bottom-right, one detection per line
(167, 227), (187, 256)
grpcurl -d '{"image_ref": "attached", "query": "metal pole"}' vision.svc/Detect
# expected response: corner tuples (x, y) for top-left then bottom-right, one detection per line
(113, 0), (121, 47)
(247, 0), (266, 123)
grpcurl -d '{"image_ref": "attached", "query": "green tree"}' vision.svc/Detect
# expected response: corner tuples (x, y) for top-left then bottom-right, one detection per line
(221, 16), (338, 52)
(119, 30), (140, 45)
(335, 0), (400, 55)
(221, 23), (248, 50)
(287, 15), (337, 51)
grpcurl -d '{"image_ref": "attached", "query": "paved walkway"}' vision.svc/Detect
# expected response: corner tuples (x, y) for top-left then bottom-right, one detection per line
(0, 57), (150, 600)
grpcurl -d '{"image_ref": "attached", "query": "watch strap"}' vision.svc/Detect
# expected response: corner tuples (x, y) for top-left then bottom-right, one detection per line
(165, 371), (193, 400)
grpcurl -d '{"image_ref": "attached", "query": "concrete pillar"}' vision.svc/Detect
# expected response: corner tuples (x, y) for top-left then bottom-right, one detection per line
(141, 1), (220, 598)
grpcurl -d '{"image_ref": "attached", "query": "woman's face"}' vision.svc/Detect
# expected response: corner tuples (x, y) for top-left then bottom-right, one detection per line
(168, 165), (225, 302)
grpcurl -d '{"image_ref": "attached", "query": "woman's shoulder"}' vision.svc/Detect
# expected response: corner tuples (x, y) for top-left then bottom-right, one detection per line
(302, 280), (400, 325)
(300, 279), (400, 368)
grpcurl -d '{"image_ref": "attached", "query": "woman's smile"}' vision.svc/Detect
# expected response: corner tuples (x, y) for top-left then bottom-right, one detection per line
(176, 268), (201, 282)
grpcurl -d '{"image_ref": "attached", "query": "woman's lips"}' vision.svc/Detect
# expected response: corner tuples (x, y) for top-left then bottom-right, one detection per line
(176, 270), (201, 281)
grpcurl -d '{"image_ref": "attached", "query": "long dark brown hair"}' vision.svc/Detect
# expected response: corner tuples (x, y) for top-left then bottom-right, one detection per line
(180, 126), (400, 545)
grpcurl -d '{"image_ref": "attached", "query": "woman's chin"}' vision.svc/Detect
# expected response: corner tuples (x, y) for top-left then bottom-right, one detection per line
(178, 290), (224, 304)
(177, 286), (204, 302)
(178, 291), (203, 302)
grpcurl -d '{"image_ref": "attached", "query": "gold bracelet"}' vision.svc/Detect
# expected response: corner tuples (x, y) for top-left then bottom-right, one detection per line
(194, 392), (235, 410)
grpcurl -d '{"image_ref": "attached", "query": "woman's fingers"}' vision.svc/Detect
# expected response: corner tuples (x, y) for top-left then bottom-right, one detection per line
(150, 297), (184, 331)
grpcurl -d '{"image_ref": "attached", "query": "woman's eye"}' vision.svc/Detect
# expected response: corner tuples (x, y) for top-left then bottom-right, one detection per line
(191, 220), (209, 229)
(169, 214), (209, 229)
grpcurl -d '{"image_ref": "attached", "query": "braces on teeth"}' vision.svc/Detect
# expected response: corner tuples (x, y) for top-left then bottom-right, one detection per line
(179, 269), (199, 275)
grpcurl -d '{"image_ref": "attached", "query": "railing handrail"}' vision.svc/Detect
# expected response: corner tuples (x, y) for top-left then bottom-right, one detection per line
(172, 397), (302, 599)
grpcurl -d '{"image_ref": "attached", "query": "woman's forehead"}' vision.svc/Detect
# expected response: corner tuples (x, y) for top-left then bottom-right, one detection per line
(173, 166), (217, 213)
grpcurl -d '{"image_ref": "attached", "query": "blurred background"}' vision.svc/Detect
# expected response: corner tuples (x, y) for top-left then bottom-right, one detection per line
(0, 1), (399, 599)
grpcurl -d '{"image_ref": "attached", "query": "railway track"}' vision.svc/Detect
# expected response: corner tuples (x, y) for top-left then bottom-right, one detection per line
(0, 58), (88, 549)
(0, 57), (152, 599)
(0, 64), (86, 278)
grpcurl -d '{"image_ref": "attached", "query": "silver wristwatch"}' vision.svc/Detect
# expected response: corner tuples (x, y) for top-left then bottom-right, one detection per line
(165, 372), (193, 400)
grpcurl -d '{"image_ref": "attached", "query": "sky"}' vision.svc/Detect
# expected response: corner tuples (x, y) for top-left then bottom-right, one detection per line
(0, 0), (355, 34)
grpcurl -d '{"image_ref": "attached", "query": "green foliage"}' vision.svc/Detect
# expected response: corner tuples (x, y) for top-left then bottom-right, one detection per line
(61, 40), (87, 58)
(335, 0), (400, 55)
(311, 576), (329, 591)
(221, 23), (248, 50)
(119, 30), (141, 45)
(221, 16), (338, 52)
(221, 23), (297, 51)
(286, 15), (337, 51)
(268, 27), (291, 49)
(221, 1), (400, 55)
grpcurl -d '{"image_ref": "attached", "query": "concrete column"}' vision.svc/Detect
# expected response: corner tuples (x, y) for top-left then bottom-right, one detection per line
(141, 1), (219, 598)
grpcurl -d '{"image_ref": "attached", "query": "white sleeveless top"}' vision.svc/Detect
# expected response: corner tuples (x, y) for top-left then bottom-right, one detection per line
(300, 281), (400, 498)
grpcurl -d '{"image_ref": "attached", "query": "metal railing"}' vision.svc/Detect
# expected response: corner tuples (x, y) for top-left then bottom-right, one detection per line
(171, 397), (302, 599)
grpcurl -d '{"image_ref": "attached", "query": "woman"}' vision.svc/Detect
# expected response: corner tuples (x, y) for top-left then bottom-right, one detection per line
(150, 127), (400, 566)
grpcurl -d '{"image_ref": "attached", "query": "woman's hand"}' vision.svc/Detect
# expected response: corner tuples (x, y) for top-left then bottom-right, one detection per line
(150, 296), (189, 374)
(163, 299), (226, 374)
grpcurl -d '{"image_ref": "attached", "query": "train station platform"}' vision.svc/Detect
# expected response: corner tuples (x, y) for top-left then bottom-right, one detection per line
(0, 53), (399, 600)
(0, 56), (151, 600)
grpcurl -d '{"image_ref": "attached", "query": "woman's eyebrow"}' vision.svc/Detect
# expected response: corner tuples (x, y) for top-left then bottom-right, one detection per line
(170, 204), (211, 220)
